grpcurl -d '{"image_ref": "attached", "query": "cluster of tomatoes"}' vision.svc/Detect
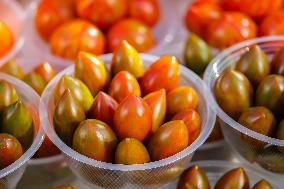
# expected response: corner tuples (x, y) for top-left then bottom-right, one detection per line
(52, 41), (202, 164)
(35, 0), (159, 60)
(215, 45), (284, 154)
(185, 0), (284, 49)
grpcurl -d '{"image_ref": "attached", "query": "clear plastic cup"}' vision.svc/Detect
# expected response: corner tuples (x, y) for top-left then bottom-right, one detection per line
(0, 0), (26, 66)
(204, 36), (284, 175)
(6, 52), (74, 189)
(0, 73), (44, 189)
(165, 160), (282, 189)
(40, 53), (215, 188)
(24, 0), (178, 66)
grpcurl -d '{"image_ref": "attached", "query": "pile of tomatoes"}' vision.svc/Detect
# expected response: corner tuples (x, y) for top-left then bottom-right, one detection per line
(35, 0), (160, 60)
(185, 0), (284, 49)
(52, 41), (202, 164)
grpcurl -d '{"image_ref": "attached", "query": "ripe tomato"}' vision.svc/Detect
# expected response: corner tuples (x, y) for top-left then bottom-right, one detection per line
(128, 0), (160, 27)
(75, 0), (127, 29)
(259, 10), (284, 36)
(206, 12), (257, 49)
(35, 0), (75, 41)
(139, 56), (180, 95)
(220, 0), (282, 19)
(172, 109), (201, 145)
(113, 95), (152, 141)
(108, 71), (141, 103)
(49, 19), (105, 60)
(185, 2), (222, 37)
(0, 21), (14, 57)
(106, 19), (155, 52)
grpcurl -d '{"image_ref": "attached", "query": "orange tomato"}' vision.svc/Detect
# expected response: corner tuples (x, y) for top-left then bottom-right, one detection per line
(108, 71), (141, 103)
(220, 0), (282, 19)
(49, 19), (105, 60)
(147, 120), (189, 161)
(106, 19), (155, 52)
(34, 61), (57, 84)
(259, 10), (284, 36)
(0, 21), (14, 57)
(35, 0), (75, 41)
(185, 2), (222, 37)
(113, 95), (152, 141)
(172, 109), (201, 145)
(75, 0), (127, 29)
(139, 56), (180, 95)
(128, 0), (160, 27)
(166, 86), (199, 118)
(206, 12), (257, 49)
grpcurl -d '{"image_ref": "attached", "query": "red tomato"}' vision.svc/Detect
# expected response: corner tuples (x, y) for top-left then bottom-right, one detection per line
(0, 21), (14, 57)
(108, 71), (141, 103)
(185, 2), (222, 37)
(259, 10), (284, 36)
(75, 0), (127, 29)
(49, 19), (105, 60)
(172, 109), (201, 145)
(35, 0), (75, 41)
(139, 56), (180, 95)
(106, 19), (155, 52)
(128, 0), (160, 27)
(113, 95), (152, 141)
(206, 12), (257, 49)
(35, 137), (60, 158)
(220, 0), (282, 19)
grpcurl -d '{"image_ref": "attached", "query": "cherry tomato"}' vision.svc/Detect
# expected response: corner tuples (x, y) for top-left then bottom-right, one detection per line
(259, 10), (284, 36)
(220, 0), (282, 19)
(0, 133), (23, 169)
(87, 91), (118, 126)
(128, 0), (160, 27)
(108, 71), (141, 103)
(139, 56), (180, 95)
(34, 61), (57, 84)
(113, 95), (152, 141)
(35, 137), (60, 158)
(147, 120), (189, 161)
(172, 109), (201, 145)
(185, 2), (222, 37)
(206, 12), (257, 49)
(0, 21), (14, 57)
(35, 0), (75, 41)
(49, 19), (105, 60)
(167, 86), (199, 118)
(75, 0), (127, 29)
(106, 18), (155, 52)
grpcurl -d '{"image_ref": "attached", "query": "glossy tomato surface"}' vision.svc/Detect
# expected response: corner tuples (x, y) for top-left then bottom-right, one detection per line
(0, 21), (14, 57)
(259, 10), (284, 36)
(185, 2), (222, 37)
(75, 0), (127, 29)
(206, 12), (257, 49)
(128, 0), (160, 27)
(106, 19), (155, 52)
(49, 19), (105, 60)
(35, 0), (75, 41)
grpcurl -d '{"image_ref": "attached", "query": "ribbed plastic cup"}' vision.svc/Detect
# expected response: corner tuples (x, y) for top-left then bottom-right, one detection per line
(204, 36), (284, 175)
(0, 73), (44, 189)
(24, 0), (178, 67)
(166, 160), (282, 189)
(0, 0), (26, 66)
(40, 53), (215, 189)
